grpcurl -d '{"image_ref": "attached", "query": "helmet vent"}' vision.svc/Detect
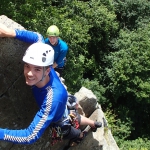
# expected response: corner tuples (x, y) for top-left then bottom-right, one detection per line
(43, 53), (46, 56)
(42, 57), (46, 62)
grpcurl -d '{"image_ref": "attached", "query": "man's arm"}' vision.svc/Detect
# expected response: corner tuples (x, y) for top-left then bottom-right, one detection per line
(0, 23), (16, 37)
(0, 23), (45, 43)
(0, 95), (58, 144)
(15, 30), (45, 43)
(55, 41), (68, 67)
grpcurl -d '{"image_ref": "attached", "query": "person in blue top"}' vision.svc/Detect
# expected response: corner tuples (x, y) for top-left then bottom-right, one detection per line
(0, 42), (68, 144)
(45, 25), (68, 77)
(0, 26), (102, 147)
(0, 23), (68, 77)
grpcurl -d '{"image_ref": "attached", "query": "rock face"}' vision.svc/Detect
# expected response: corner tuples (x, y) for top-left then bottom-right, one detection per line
(0, 15), (120, 150)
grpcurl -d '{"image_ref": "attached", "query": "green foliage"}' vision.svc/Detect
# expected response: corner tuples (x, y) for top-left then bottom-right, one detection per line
(106, 24), (150, 103)
(114, 0), (150, 30)
(119, 138), (150, 150)
(105, 24), (150, 138)
(53, 0), (118, 92)
(0, 0), (53, 33)
(87, 0), (118, 61)
(80, 78), (107, 105)
(105, 109), (132, 141)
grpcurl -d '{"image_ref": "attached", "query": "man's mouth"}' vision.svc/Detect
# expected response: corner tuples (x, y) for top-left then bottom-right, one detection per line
(27, 76), (35, 81)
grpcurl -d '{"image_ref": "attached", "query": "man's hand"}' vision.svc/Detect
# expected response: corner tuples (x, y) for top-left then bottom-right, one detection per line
(52, 62), (58, 68)
(0, 23), (16, 37)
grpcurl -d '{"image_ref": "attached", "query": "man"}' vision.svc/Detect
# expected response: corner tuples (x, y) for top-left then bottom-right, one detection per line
(0, 43), (101, 145)
(45, 25), (68, 77)
(0, 23), (68, 77)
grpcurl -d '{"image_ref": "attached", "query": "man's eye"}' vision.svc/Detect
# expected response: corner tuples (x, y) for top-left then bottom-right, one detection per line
(35, 69), (41, 71)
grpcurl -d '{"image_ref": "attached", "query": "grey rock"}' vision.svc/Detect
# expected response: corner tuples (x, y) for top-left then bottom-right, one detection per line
(75, 87), (99, 117)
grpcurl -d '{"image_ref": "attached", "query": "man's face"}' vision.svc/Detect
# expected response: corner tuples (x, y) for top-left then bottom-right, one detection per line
(24, 63), (45, 86)
(48, 36), (58, 45)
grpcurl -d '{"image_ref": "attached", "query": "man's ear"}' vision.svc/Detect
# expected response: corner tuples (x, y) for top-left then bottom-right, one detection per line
(45, 67), (50, 75)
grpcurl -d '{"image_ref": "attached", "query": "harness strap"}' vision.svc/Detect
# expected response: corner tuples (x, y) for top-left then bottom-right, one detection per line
(50, 95), (80, 146)
(69, 112), (80, 129)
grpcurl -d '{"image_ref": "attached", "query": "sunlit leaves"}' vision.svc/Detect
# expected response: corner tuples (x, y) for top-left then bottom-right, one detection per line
(106, 24), (150, 102)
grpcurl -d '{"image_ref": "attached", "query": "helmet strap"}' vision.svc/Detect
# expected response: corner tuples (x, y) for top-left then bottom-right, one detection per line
(34, 67), (46, 86)
(40, 67), (46, 81)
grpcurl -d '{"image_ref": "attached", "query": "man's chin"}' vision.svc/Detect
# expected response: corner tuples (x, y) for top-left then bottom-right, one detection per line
(26, 81), (34, 86)
(51, 42), (57, 46)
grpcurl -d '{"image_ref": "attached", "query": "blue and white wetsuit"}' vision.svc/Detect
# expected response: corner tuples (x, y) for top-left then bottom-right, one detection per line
(0, 67), (68, 144)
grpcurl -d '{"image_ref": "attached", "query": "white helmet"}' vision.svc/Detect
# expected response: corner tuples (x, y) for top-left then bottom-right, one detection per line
(23, 43), (54, 66)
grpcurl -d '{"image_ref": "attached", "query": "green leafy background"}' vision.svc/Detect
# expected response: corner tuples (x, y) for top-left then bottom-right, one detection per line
(1, 0), (150, 149)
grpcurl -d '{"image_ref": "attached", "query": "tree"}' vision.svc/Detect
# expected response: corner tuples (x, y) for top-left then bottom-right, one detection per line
(105, 24), (150, 138)
(114, 0), (150, 30)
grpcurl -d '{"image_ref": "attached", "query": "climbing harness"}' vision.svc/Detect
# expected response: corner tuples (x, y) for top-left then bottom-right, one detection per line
(49, 95), (80, 146)
(69, 112), (80, 129)
(50, 126), (63, 145)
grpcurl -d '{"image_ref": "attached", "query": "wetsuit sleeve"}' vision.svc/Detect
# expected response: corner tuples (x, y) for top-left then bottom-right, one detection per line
(44, 38), (49, 44)
(55, 43), (68, 65)
(0, 92), (63, 144)
(15, 29), (45, 43)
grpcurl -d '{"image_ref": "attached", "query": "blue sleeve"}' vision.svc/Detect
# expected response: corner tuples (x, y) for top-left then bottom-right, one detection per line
(0, 91), (63, 144)
(55, 41), (68, 66)
(55, 49), (68, 65)
(44, 38), (50, 44)
(15, 29), (45, 44)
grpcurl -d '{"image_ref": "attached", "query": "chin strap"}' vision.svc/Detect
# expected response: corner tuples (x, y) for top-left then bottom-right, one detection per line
(34, 67), (46, 85)
(40, 67), (46, 81)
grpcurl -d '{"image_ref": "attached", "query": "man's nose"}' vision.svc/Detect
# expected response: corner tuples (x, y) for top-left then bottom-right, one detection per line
(27, 71), (33, 76)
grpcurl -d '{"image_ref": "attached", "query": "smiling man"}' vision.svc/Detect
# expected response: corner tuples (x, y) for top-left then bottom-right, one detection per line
(0, 30), (101, 147)
(0, 43), (68, 144)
